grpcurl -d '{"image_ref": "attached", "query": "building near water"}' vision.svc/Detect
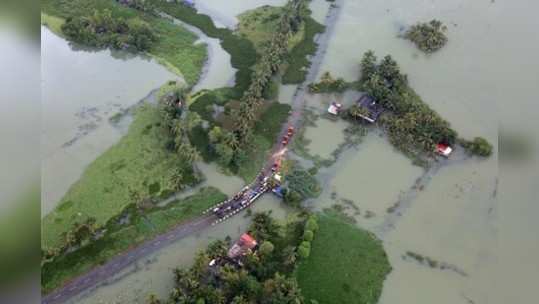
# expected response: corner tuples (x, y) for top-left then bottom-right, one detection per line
(327, 101), (343, 115)
(228, 233), (258, 259)
(357, 94), (384, 123)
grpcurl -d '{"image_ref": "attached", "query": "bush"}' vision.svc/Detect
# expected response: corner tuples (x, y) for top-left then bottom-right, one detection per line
(298, 242), (311, 259)
(260, 241), (275, 256)
(305, 217), (318, 233)
(460, 137), (493, 157)
(308, 72), (348, 93)
(404, 19), (448, 53)
(303, 230), (314, 242)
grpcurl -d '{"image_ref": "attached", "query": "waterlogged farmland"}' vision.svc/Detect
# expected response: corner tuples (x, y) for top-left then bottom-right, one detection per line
(40, 0), (538, 303)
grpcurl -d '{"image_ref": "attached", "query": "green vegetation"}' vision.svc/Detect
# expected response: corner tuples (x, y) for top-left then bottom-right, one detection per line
(41, 187), (226, 294)
(61, 8), (157, 52)
(232, 0), (308, 145)
(42, 102), (198, 250)
(359, 51), (459, 161)
(238, 5), (291, 53)
(282, 17), (325, 84)
(282, 164), (322, 207)
(156, 212), (312, 303)
(296, 212), (391, 304)
(237, 4), (325, 85)
(41, 12), (65, 35)
(147, 0), (258, 95)
(42, 83), (203, 252)
(460, 136), (493, 157)
(42, 0), (206, 84)
(404, 19), (448, 53)
(308, 71), (350, 93)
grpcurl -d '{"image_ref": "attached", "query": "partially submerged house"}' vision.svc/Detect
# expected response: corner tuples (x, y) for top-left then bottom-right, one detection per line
(356, 95), (384, 123)
(327, 101), (343, 115)
(228, 233), (258, 260)
(436, 143), (453, 157)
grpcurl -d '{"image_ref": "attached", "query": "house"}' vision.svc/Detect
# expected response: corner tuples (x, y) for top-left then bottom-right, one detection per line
(228, 233), (258, 259)
(327, 101), (343, 115)
(356, 95), (384, 123)
(436, 143), (453, 157)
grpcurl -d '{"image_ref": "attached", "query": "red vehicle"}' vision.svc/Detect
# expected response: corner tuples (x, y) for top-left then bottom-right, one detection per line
(436, 143), (453, 157)
(282, 137), (289, 146)
(287, 126), (294, 136)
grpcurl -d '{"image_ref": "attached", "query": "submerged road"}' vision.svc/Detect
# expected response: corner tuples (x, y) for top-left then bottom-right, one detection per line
(42, 1), (343, 303)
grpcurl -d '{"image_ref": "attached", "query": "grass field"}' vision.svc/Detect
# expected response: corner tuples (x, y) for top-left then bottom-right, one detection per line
(237, 5), (304, 54)
(41, 103), (197, 250)
(41, 12), (65, 35)
(296, 212), (392, 304)
(282, 17), (325, 84)
(147, 0), (257, 95)
(41, 0), (206, 85)
(41, 187), (226, 294)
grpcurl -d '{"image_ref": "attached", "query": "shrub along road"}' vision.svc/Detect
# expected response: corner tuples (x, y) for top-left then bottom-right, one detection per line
(42, 1), (344, 303)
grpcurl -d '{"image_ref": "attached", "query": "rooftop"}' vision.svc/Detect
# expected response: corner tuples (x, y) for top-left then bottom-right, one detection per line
(357, 95), (384, 123)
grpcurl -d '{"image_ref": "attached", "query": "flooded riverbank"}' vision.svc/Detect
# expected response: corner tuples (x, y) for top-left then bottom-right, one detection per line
(299, 0), (535, 303)
(41, 26), (179, 216)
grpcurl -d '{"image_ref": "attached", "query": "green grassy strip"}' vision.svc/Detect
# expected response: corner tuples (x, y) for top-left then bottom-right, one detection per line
(42, 103), (196, 250)
(147, 0), (258, 96)
(41, 187), (226, 294)
(282, 17), (325, 84)
(41, 12), (65, 35)
(41, 0), (206, 85)
(296, 211), (392, 304)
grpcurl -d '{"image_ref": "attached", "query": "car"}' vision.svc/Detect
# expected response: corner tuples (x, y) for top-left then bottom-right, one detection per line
(287, 126), (294, 136)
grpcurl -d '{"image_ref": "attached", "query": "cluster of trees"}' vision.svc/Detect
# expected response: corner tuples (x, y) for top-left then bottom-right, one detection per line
(41, 217), (99, 266)
(208, 126), (241, 169)
(460, 137), (493, 157)
(404, 19), (448, 53)
(297, 216), (318, 259)
(151, 212), (316, 303)
(282, 166), (321, 208)
(159, 87), (202, 166)
(359, 51), (458, 157)
(61, 9), (157, 52)
(307, 71), (348, 93)
(233, 0), (307, 146)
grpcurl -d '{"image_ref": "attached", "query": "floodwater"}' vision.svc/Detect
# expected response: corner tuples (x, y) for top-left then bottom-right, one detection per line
(44, 0), (539, 302)
(163, 15), (236, 91)
(299, 0), (537, 303)
(72, 190), (291, 304)
(194, 0), (288, 28)
(41, 26), (179, 216)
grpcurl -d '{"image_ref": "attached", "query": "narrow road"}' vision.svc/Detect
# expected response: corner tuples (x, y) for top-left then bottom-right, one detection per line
(42, 1), (343, 303)
(42, 215), (216, 304)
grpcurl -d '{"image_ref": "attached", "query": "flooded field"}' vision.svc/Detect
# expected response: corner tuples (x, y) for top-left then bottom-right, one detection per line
(41, 26), (179, 215)
(71, 191), (291, 304)
(194, 0), (288, 28)
(302, 0), (536, 303)
(41, 0), (539, 302)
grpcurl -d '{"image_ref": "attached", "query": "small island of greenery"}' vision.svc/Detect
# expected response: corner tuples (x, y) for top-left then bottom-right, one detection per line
(404, 19), (448, 53)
